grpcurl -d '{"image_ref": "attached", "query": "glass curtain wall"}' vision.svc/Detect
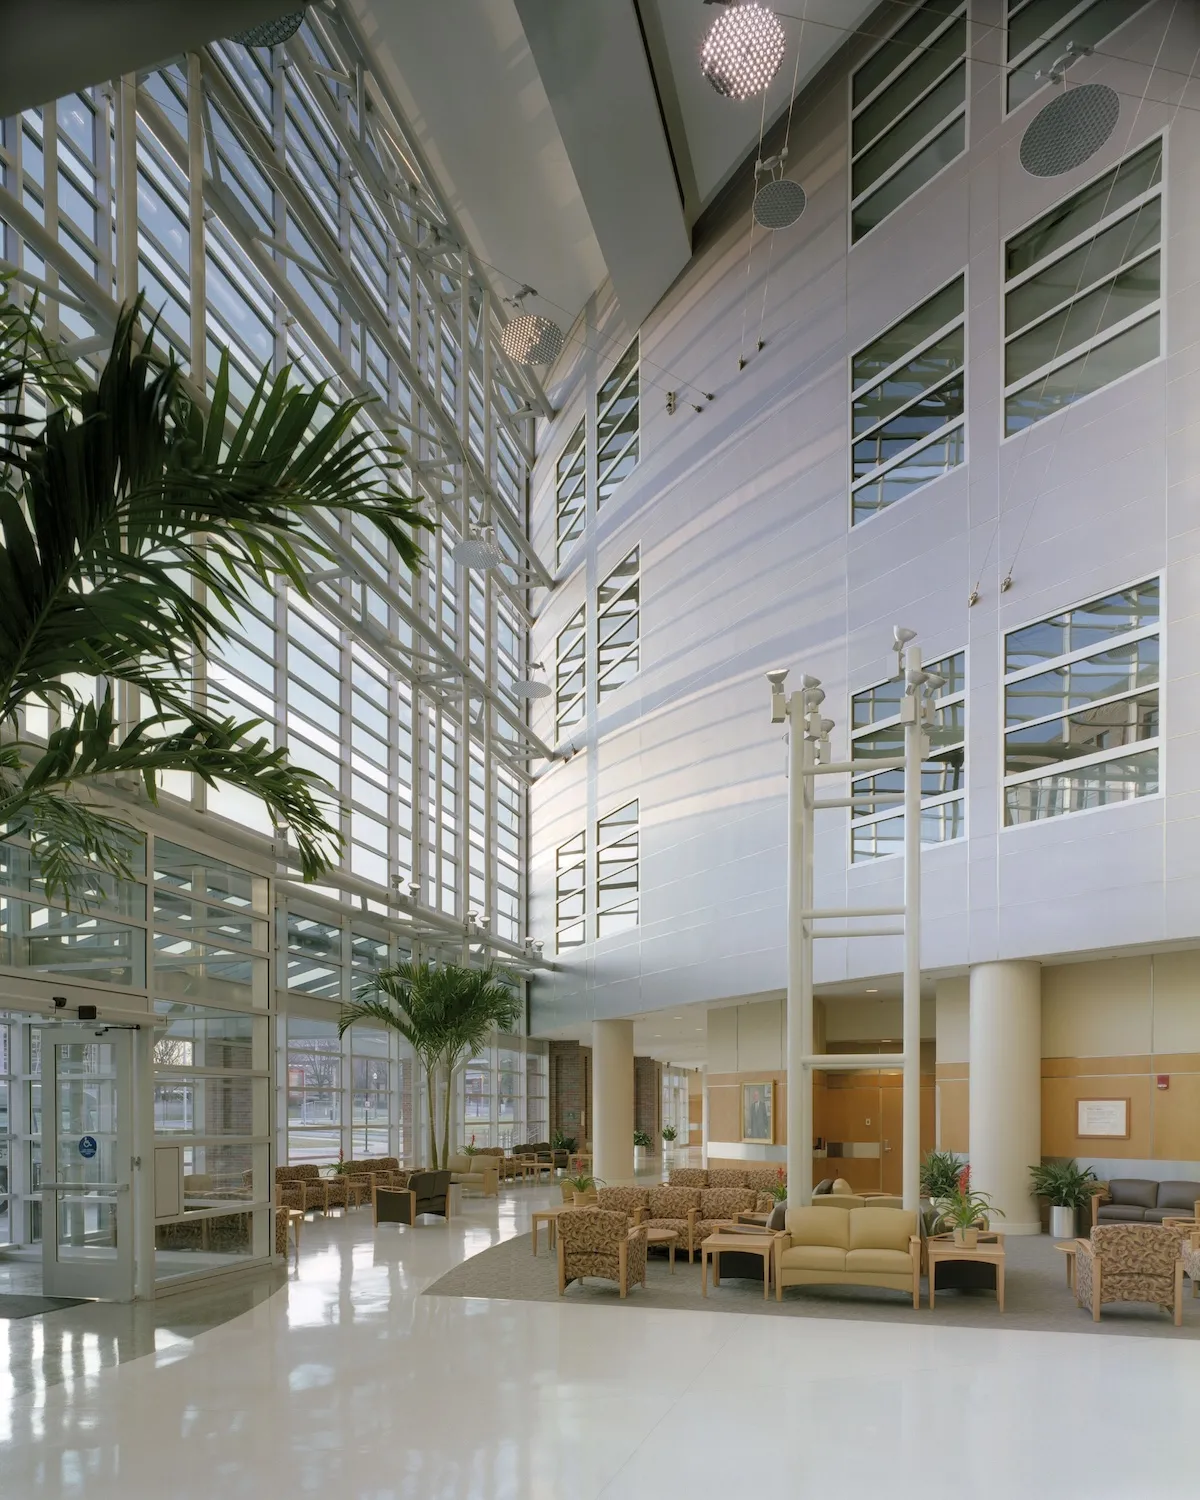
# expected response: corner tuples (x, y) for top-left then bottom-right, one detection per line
(0, 9), (541, 947)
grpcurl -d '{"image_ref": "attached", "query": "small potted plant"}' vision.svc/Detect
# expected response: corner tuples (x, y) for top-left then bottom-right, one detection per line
(920, 1149), (965, 1210)
(633, 1128), (652, 1164)
(1029, 1158), (1097, 1239)
(661, 1124), (677, 1159)
(936, 1178), (1003, 1248)
(463, 1134), (479, 1158)
(566, 1171), (602, 1206)
(771, 1165), (788, 1204)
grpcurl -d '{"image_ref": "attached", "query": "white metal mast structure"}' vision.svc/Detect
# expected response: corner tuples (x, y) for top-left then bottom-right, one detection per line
(768, 631), (943, 1211)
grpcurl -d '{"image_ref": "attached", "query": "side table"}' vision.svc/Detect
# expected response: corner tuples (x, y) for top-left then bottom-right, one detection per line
(927, 1231), (1006, 1311)
(643, 1225), (678, 1272)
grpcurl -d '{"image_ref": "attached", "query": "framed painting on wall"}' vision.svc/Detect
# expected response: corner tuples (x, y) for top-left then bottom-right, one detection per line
(1076, 1097), (1130, 1139)
(742, 1081), (775, 1144)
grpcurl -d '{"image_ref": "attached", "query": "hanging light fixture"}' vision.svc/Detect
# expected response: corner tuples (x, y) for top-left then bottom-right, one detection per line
(451, 525), (503, 570)
(499, 286), (565, 367)
(1019, 45), (1119, 178)
(701, 4), (787, 101)
(512, 662), (551, 700)
(232, 10), (307, 47)
(752, 148), (806, 229)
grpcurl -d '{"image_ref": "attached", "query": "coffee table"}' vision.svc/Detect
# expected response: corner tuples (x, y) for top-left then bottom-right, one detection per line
(702, 1229), (778, 1300)
(643, 1225), (678, 1272)
(927, 1231), (1006, 1311)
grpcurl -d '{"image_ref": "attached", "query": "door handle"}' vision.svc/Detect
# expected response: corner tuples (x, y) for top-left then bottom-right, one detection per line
(883, 1140), (892, 1152)
(42, 1182), (130, 1192)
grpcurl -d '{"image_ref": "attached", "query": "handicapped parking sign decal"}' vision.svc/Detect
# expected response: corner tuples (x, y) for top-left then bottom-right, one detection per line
(78, 1135), (97, 1159)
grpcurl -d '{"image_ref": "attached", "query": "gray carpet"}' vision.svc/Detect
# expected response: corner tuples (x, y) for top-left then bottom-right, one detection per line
(0, 1293), (87, 1319)
(425, 1232), (1200, 1341)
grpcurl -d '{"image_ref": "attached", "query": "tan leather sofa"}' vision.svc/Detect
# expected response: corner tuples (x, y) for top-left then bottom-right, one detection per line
(809, 1193), (904, 1211)
(444, 1152), (500, 1197)
(774, 1205), (922, 1307)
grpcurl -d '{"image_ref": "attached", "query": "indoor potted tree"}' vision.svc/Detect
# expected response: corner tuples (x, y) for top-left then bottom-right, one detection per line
(1029, 1159), (1098, 1239)
(633, 1128), (652, 1166)
(920, 1149), (965, 1211)
(935, 1180), (1003, 1249)
(661, 1124), (677, 1161)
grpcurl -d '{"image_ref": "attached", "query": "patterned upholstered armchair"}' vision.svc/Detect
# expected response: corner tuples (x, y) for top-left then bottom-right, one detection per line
(1075, 1224), (1184, 1325)
(707, 1169), (750, 1189)
(744, 1170), (785, 1195)
(557, 1208), (648, 1298)
(644, 1186), (702, 1260)
(668, 1168), (708, 1188)
(697, 1187), (757, 1240)
(275, 1165), (325, 1213)
(1183, 1228), (1200, 1296)
(596, 1186), (649, 1223)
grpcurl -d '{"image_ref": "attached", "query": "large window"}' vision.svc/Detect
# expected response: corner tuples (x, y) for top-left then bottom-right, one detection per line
(597, 547), (641, 697)
(850, 652), (966, 861)
(597, 339), (639, 507)
(1004, 139), (1162, 435)
(1003, 578), (1159, 824)
(0, 13), (537, 946)
(1006, 1), (1152, 113)
(555, 832), (586, 952)
(556, 606), (587, 741)
(597, 801), (639, 936)
(556, 418), (587, 566)
(0, 1020), (10, 1246)
(850, 0), (967, 242)
(851, 276), (965, 523)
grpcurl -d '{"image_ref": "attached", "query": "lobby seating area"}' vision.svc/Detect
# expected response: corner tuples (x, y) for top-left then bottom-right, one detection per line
(1090, 1180), (1200, 1226)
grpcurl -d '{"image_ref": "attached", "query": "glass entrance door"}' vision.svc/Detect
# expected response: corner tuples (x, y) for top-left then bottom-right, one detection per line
(40, 1028), (134, 1301)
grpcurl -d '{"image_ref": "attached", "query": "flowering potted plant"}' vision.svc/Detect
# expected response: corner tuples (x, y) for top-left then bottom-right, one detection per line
(772, 1165), (788, 1203)
(935, 1178), (1003, 1249)
(463, 1134), (479, 1157)
(565, 1171), (604, 1206)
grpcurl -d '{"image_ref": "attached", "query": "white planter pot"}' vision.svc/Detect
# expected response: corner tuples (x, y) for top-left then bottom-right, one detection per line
(1050, 1204), (1076, 1239)
(634, 1146), (646, 1167)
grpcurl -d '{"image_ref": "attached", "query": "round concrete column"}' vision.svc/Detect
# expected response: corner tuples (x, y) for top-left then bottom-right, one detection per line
(592, 1019), (634, 1183)
(968, 960), (1042, 1235)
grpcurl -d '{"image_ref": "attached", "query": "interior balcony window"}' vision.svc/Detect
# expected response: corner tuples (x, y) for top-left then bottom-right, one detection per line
(597, 547), (640, 698)
(555, 417), (587, 566)
(596, 800), (639, 936)
(555, 606), (587, 741)
(1005, 0), (1153, 113)
(597, 339), (639, 508)
(555, 832), (586, 952)
(1003, 577), (1160, 823)
(851, 275), (965, 523)
(851, 0), (967, 242)
(849, 651), (966, 862)
(1004, 138), (1162, 435)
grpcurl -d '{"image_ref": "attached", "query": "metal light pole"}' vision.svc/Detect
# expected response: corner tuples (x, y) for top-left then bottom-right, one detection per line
(769, 632), (935, 1213)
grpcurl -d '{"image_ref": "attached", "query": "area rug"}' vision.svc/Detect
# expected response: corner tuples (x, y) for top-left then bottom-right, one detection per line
(0, 1293), (88, 1319)
(424, 1232), (1200, 1341)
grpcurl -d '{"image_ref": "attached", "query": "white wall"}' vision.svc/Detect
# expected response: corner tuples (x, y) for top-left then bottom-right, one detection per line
(529, 0), (1200, 1031)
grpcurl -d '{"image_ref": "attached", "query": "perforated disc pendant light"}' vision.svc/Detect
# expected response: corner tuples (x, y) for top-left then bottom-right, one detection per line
(1020, 80), (1120, 178)
(232, 10), (307, 47)
(701, 4), (787, 100)
(512, 662), (552, 700)
(754, 177), (806, 229)
(500, 286), (566, 366)
(451, 525), (503, 571)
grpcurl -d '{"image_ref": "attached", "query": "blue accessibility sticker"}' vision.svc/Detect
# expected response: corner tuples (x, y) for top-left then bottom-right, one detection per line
(78, 1135), (97, 1159)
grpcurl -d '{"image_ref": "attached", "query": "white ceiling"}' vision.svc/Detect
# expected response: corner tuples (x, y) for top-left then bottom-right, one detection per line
(355, 0), (881, 333)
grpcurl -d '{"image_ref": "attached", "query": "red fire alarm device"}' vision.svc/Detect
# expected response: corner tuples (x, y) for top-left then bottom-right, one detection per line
(1157, 1075), (1169, 1090)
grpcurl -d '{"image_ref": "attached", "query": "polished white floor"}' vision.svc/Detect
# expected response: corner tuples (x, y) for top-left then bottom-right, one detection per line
(2, 1185), (1198, 1498)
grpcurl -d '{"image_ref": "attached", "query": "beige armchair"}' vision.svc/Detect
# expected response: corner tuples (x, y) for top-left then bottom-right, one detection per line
(1075, 1224), (1184, 1325)
(774, 1206), (921, 1307)
(557, 1208), (648, 1298)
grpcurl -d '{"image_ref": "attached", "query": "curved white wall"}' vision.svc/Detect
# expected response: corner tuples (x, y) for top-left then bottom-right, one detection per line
(528, 1), (1200, 1032)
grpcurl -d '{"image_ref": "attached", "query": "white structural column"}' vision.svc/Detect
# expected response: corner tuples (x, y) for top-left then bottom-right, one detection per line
(969, 961), (1042, 1235)
(592, 1019), (635, 1183)
(700, 1064), (710, 1166)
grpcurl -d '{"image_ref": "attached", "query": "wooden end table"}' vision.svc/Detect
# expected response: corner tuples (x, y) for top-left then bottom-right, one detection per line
(927, 1231), (1006, 1311)
(702, 1230), (779, 1300)
(1055, 1239), (1079, 1291)
(643, 1225), (678, 1272)
(531, 1205), (563, 1255)
(736, 1211), (771, 1228)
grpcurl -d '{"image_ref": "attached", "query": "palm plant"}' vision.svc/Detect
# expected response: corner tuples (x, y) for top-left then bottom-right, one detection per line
(0, 287), (429, 900)
(1029, 1158), (1097, 1209)
(920, 1149), (965, 1200)
(338, 960), (519, 1169)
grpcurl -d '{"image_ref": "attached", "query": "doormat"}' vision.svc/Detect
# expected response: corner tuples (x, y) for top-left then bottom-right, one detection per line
(0, 1294), (88, 1319)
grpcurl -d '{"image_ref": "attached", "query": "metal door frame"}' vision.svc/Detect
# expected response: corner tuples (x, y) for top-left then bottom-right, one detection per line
(41, 1025), (135, 1301)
